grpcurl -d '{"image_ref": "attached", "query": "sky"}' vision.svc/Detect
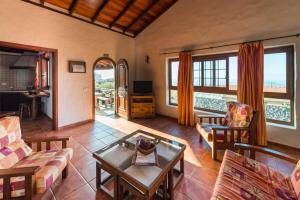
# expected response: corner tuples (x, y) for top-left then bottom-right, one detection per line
(229, 53), (286, 86)
(95, 69), (114, 80)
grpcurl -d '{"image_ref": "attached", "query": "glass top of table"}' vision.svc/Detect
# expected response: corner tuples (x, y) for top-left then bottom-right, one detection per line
(93, 129), (185, 161)
(92, 129), (186, 190)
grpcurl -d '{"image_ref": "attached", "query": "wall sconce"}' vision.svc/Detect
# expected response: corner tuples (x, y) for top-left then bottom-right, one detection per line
(145, 55), (150, 64)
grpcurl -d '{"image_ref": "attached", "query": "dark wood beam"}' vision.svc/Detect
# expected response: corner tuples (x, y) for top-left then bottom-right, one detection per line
(21, 0), (134, 38)
(123, 0), (158, 33)
(109, 0), (135, 28)
(134, 0), (178, 36)
(69, 0), (79, 15)
(92, 0), (109, 22)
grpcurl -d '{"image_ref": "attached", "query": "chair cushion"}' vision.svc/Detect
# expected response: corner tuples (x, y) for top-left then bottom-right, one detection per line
(196, 123), (249, 143)
(0, 117), (22, 149)
(225, 102), (253, 128)
(0, 176), (26, 199)
(211, 150), (297, 200)
(124, 165), (162, 187)
(13, 148), (73, 194)
(100, 145), (135, 169)
(0, 139), (32, 169)
(156, 141), (181, 162)
(196, 123), (215, 141)
(291, 160), (300, 199)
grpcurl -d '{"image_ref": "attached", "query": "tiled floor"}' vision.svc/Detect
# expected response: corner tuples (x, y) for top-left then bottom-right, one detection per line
(22, 115), (300, 200)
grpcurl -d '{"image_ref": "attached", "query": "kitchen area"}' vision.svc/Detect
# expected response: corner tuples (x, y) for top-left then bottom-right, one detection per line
(0, 46), (53, 127)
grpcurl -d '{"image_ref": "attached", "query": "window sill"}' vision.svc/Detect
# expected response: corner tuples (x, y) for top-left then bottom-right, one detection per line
(167, 104), (178, 109)
(266, 121), (296, 130)
(167, 103), (295, 129)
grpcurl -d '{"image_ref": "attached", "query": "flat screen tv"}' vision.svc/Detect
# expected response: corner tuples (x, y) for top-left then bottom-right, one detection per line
(134, 81), (152, 94)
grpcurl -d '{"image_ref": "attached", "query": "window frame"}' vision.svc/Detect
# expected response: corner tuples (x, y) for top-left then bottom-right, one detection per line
(168, 58), (179, 106)
(192, 53), (236, 95)
(40, 56), (50, 90)
(168, 45), (295, 126)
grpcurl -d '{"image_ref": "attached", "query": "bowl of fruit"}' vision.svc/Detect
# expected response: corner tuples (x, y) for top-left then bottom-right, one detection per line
(137, 139), (157, 155)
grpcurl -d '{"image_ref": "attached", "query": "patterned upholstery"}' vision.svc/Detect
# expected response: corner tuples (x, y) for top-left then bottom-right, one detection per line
(196, 123), (249, 143)
(197, 102), (253, 144)
(0, 176), (26, 199)
(0, 148), (73, 198)
(0, 116), (73, 198)
(225, 102), (253, 128)
(211, 150), (297, 200)
(14, 148), (73, 194)
(0, 139), (32, 169)
(0, 117), (22, 149)
(291, 160), (300, 199)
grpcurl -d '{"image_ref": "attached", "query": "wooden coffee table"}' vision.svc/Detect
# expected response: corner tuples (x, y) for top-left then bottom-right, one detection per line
(93, 129), (186, 200)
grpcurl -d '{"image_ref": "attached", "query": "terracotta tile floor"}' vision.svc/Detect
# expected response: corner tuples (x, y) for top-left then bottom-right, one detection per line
(22, 115), (300, 200)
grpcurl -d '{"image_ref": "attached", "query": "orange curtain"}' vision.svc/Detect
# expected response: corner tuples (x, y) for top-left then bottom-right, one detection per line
(237, 41), (267, 146)
(34, 58), (40, 89)
(178, 51), (194, 126)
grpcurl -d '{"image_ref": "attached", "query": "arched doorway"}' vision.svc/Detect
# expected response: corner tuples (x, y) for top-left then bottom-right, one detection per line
(93, 56), (116, 117)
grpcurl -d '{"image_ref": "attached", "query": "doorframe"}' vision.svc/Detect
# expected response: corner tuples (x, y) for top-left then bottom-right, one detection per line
(92, 56), (116, 120)
(0, 40), (59, 130)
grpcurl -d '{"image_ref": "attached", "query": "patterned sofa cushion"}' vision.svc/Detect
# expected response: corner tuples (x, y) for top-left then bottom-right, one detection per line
(0, 117), (22, 149)
(211, 150), (297, 200)
(196, 123), (215, 142)
(291, 160), (300, 199)
(0, 176), (26, 199)
(196, 123), (249, 143)
(14, 148), (73, 194)
(225, 102), (253, 128)
(0, 139), (32, 169)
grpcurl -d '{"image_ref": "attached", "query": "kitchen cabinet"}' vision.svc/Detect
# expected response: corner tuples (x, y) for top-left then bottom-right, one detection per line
(0, 92), (31, 112)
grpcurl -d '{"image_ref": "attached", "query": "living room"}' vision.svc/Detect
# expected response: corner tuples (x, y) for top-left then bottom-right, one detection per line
(0, 0), (300, 199)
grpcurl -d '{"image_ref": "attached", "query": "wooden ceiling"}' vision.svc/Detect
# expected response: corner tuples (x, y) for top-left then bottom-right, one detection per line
(23, 0), (178, 37)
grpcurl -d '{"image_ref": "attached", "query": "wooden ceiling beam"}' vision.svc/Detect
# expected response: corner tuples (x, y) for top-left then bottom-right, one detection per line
(69, 0), (79, 15)
(123, 0), (158, 33)
(109, 0), (135, 28)
(21, 0), (134, 38)
(134, 0), (178, 36)
(92, 0), (109, 22)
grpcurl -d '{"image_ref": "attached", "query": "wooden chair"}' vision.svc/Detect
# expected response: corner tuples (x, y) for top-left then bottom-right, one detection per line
(0, 116), (72, 200)
(196, 102), (259, 160)
(19, 103), (31, 119)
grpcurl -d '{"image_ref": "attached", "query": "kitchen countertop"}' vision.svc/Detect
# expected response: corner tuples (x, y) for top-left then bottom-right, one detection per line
(0, 90), (27, 93)
(0, 90), (50, 97)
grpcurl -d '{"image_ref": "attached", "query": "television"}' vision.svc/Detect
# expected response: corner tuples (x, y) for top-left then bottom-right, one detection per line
(133, 81), (152, 94)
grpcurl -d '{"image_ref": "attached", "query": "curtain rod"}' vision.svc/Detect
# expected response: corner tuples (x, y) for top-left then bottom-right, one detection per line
(160, 33), (300, 55)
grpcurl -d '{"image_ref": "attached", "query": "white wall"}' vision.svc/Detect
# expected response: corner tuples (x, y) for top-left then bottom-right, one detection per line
(135, 0), (300, 148)
(0, 0), (135, 127)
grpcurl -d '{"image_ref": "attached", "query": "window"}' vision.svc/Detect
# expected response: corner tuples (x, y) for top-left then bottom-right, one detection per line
(40, 55), (50, 89)
(168, 58), (179, 105)
(39, 53), (52, 90)
(168, 46), (294, 125)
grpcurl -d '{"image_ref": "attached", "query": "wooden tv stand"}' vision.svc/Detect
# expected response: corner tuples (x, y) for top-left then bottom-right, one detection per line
(130, 95), (155, 119)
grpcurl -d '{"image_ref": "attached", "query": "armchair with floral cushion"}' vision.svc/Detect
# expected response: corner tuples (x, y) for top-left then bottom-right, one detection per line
(196, 101), (258, 160)
(0, 116), (73, 200)
(211, 143), (300, 200)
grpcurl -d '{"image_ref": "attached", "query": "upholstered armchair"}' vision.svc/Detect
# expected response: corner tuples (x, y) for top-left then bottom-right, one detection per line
(0, 116), (73, 200)
(196, 102), (258, 160)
